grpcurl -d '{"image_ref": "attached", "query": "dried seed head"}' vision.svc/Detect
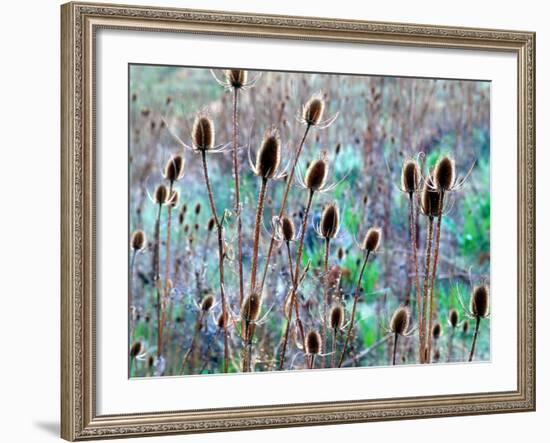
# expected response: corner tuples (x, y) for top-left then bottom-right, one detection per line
(449, 308), (459, 328)
(362, 227), (381, 253)
(217, 311), (228, 329)
(279, 215), (296, 242)
(305, 330), (321, 355)
(421, 175), (442, 218)
(178, 205), (187, 224)
(320, 202), (340, 239)
(167, 189), (180, 207)
(401, 159), (420, 194)
(225, 69), (248, 89)
(303, 94), (325, 126)
(304, 157), (328, 191)
(337, 246), (345, 261)
(191, 115), (215, 151)
(462, 320), (470, 334)
(207, 217), (215, 232)
(130, 341), (143, 358)
(195, 203), (201, 215)
(200, 294), (215, 311)
(255, 129), (281, 179)
(433, 348), (441, 362)
(390, 306), (410, 336)
(131, 229), (146, 251)
(330, 304), (344, 330)
(432, 322), (441, 340)
(154, 184), (169, 205)
(471, 285), (490, 318)
(163, 154), (185, 182)
(241, 292), (261, 322)
(434, 155), (456, 191)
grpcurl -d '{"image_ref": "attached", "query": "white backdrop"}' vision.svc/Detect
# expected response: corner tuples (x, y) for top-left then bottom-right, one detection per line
(0, 0), (546, 442)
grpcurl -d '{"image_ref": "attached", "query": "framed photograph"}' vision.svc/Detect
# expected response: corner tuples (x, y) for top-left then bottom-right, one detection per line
(61, 1), (536, 440)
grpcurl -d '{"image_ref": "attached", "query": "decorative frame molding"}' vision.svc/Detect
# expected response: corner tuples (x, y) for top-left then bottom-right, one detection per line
(61, 2), (536, 440)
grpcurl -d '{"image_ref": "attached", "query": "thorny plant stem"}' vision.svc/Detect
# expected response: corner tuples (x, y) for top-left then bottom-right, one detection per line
(427, 191), (445, 363)
(232, 88), (245, 307)
(392, 333), (399, 366)
(154, 203), (163, 360)
(422, 217), (434, 363)
(200, 150), (229, 373)
(409, 193), (422, 362)
(338, 250), (371, 368)
(321, 238), (331, 368)
(250, 178), (268, 290)
(469, 316), (481, 362)
(161, 183), (174, 360)
(259, 124), (311, 291)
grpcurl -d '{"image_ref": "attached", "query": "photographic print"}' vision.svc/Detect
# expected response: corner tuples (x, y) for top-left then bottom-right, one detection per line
(128, 65), (490, 377)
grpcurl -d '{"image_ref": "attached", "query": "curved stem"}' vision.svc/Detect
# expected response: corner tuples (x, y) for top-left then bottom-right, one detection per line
(469, 316), (481, 362)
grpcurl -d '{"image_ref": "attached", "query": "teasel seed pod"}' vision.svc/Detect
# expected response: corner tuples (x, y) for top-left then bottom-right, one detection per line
(167, 189), (180, 208)
(305, 330), (321, 355)
(462, 320), (470, 334)
(420, 175), (442, 218)
(279, 215), (296, 242)
(241, 292), (262, 323)
(200, 293), (215, 312)
(130, 341), (143, 359)
(178, 205), (187, 225)
(302, 94), (325, 126)
(337, 246), (345, 261)
(434, 155), (456, 191)
(432, 322), (441, 340)
(207, 217), (215, 232)
(163, 154), (185, 183)
(361, 227), (382, 253)
(320, 202), (340, 239)
(154, 184), (169, 205)
(195, 203), (201, 215)
(304, 157), (328, 191)
(470, 285), (490, 318)
(449, 308), (459, 328)
(255, 128), (281, 179)
(401, 159), (421, 195)
(131, 229), (146, 251)
(225, 69), (248, 89)
(217, 311), (229, 329)
(390, 306), (410, 336)
(191, 114), (215, 151)
(330, 304), (344, 330)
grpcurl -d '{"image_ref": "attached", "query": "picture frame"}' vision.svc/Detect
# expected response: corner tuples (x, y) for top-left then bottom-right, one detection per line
(61, 1), (536, 440)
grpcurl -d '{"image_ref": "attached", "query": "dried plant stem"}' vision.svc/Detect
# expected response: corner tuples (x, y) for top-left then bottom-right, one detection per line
(427, 192), (445, 362)
(338, 250), (371, 368)
(408, 194), (422, 362)
(321, 238), (331, 368)
(469, 317), (481, 362)
(421, 217), (434, 363)
(232, 88), (245, 306)
(392, 333), (399, 365)
(200, 150), (229, 373)
(309, 354), (316, 370)
(129, 249), (137, 333)
(153, 203), (163, 359)
(259, 124), (311, 291)
(250, 178), (268, 289)
(331, 328), (338, 368)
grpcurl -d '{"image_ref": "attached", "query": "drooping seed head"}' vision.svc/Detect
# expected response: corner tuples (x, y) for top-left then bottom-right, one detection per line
(154, 184), (169, 205)
(131, 229), (146, 251)
(225, 69), (248, 89)
(302, 94), (325, 126)
(200, 293), (215, 311)
(434, 155), (456, 191)
(163, 154), (185, 183)
(320, 202), (340, 239)
(449, 308), (459, 328)
(191, 114), (215, 151)
(305, 330), (321, 355)
(362, 227), (381, 253)
(390, 306), (410, 336)
(241, 291), (262, 323)
(130, 341), (143, 359)
(470, 285), (490, 318)
(330, 304), (344, 330)
(421, 175), (442, 218)
(401, 159), (420, 194)
(255, 128), (281, 179)
(304, 157), (328, 191)
(432, 322), (441, 340)
(279, 215), (296, 242)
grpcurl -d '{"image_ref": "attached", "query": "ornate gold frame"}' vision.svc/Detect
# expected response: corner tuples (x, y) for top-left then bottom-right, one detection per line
(60, 2), (536, 440)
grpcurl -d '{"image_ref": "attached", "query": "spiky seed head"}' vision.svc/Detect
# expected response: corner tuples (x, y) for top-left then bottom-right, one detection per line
(337, 246), (345, 261)
(130, 341), (142, 358)
(421, 175), (442, 218)
(304, 157), (328, 191)
(471, 285), (490, 318)
(449, 308), (459, 328)
(154, 184), (169, 205)
(434, 155), (456, 191)
(305, 330), (321, 355)
(320, 203), (340, 239)
(200, 293), (215, 311)
(195, 203), (201, 215)
(390, 306), (410, 336)
(255, 129), (281, 179)
(241, 292), (261, 322)
(462, 320), (470, 334)
(191, 115), (215, 151)
(330, 304), (344, 330)
(432, 322), (441, 340)
(207, 217), (215, 232)
(217, 311), (228, 329)
(278, 215), (295, 242)
(163, 154), (185, 182)
(225, 69), (248, 89)
(362, 227), (381, 253)
(131, 229), (146, 251)
(401, 159), (420, 194)
(303, 94), (325, 126)
(167, 189), (180, 208)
